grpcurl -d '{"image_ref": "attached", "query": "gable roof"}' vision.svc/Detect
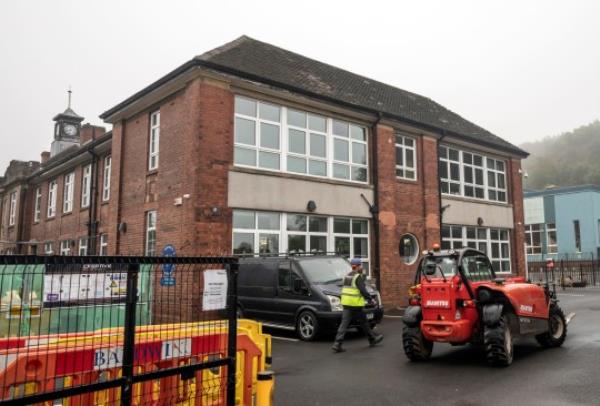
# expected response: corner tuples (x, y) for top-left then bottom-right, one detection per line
(102, 36), (527, 157)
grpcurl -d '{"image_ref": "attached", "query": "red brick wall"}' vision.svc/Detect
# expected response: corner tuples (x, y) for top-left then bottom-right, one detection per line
(509, 158), (526, 276)
(375, 125), (441, 308)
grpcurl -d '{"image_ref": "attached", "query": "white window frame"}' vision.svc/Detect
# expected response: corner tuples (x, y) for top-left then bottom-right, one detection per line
(232, 210), (371, 274)
(44, 242), (53, 255)
(81, 164), (92, 208)
(525, 224), (543, 255)
(63, 172), (75, 213)
(78, 237), (88, 256)
(60, 240), (71, 256)
(546, 223), (558, 254)
(441, 224), (511, 273)
(34, 187), (42, 222)
(99, 234), (108, 255)
(47, 180), (57, 218)
(233, 96), (369, 184)
(145, 211), (157, 256)
(149, 111), (160, 171)
(395, 133), (417, 180)
(102, 156), (111, 201)
(8, 192), (17, 226)
(439, 145), (507, 203)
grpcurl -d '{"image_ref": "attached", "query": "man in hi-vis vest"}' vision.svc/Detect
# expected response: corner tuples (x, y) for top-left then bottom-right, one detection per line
(332, 258), (383, 353)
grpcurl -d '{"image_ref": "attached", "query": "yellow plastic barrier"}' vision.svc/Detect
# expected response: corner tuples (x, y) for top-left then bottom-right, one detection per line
(0, 320), (274, 406)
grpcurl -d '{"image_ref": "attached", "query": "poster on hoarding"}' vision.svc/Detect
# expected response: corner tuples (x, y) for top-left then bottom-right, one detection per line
(202, 269), (228, 311)
(43, 263), (128, 307)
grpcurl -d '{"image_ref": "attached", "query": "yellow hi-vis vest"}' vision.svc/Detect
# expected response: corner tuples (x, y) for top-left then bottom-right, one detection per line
(340, 273), (365, 307)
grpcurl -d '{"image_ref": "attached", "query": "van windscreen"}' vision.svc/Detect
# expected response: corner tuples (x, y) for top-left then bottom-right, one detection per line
(300, 258), (351, 284)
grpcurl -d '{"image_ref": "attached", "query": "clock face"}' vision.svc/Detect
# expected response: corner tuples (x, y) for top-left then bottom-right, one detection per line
(63, 124), (77, 136)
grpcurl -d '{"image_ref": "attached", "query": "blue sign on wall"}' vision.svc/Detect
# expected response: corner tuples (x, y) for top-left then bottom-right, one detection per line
(160, 244), (176, 286)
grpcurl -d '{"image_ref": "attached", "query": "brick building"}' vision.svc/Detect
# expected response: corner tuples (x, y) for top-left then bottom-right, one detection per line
(0, 36), (528, 306)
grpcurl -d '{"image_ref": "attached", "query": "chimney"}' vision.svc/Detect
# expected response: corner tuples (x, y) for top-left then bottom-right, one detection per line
(41, 151), (51, 164)
(80, 123), (106, 145)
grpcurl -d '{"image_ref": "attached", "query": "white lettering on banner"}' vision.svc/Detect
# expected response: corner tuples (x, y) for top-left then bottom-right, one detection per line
(94, 347), (123, 370)
(161, 339), (192, 360)
(425, 300), (450, 308)
(203, 270), (228, 310)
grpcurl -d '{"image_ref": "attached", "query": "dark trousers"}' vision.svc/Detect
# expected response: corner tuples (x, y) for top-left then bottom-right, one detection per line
(334, 306), (377, 344)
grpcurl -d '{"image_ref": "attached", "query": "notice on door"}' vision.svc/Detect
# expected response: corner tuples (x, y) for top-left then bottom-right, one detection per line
(202, 269), (228, 311)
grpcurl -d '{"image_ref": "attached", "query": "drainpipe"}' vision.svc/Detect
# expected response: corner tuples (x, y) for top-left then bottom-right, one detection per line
(438, 130), (447, 232)
(370, 112), (383, 292)
(87, 149), (99, 255)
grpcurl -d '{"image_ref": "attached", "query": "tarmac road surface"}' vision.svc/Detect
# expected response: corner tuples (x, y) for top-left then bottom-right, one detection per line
(269, 289), (600, 406)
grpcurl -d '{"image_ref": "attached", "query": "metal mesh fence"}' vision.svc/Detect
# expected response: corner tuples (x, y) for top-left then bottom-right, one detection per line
(0, 255), (238, 406)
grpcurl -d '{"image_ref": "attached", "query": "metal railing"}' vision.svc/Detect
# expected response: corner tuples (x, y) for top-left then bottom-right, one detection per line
(0, 255), (239, 406)
(527, 258), (600, 288)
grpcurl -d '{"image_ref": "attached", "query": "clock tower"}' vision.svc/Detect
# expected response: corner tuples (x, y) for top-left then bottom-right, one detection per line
(50, 89), (84, 157)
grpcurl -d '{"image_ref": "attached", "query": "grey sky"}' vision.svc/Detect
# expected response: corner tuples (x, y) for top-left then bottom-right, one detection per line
(1, 0), (598, 170)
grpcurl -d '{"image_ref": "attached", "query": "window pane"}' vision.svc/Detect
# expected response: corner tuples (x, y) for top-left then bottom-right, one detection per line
(287, 214), (307, 231)
(450, 163), (460, 180)
(464, 167), (473, 183)
(487, 158), (495, 169)
(310, 235), (327, 252)
(441, 226), (450, 238)
(333, 164), (350, 179)
(334, 139), (349, 161)
(288, 129), (306, 154)
(257, 212), (280, 230)
(233, 210), (255, 229)
(234, 147), (256, 166)
(351, 167), (367, 182)
(259, 102), (280, 122)
(335, 237), (350, 256)
(235, 97), (256, 117)
(308, 114), (326, 132)
(450, 183), (460, 194)
(288, 109), (306, 127)
(396, 146), (404, 166)
(334, 218), (351, 234)
(477, 228), (487, 239)
(496, 161), (505, 171)
(235, 118), (255, 145)
(259, 151), (279, 169)
(259, 234), (279, 254)
(498, 192), (506, 202)
(352, 143), (366, 165)
(439, 162), (447, 179)
(308, 160), (327, 176)
(309, 216), (328, 232)
(233, 233), (254, 254)
(333, 120), (349, 137)
(449, 149), (459, 161)
(474, 155), (483, 166)
(439, 146), (448, 159)
(350, 125), (366, 141)
(498, 174), (506, 189)
(354, 237), (368, 258)
(406, 149), (414, 168)
(475, 169), (484, 185)
(288, 235), (306, 252)
(463, 153), (472, 164)
(405, 170), (415, 179)
(287, 156), (306, 173)
(352, 219), (368, 234)
(488, 190), (497, 201)
(310, 134), (326, 157)
(260, 123), (279, 149)
(399, 234), (419, 264)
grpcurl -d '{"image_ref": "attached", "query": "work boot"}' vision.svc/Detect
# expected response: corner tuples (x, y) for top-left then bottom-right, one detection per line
(369, 334), (384, 347)
(331, 343), (345, 353)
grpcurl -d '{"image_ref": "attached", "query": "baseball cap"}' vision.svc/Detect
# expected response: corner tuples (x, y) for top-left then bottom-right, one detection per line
(350, 258), (362, 266)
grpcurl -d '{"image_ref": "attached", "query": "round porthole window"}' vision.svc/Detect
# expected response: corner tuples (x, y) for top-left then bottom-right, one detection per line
(399, 234), (419, 265)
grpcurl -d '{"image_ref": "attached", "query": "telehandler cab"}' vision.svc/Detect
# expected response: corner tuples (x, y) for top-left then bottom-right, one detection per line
(402, 247), (568, 366)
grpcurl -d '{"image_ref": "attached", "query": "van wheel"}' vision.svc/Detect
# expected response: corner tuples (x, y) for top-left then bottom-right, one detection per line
(297, 311), (318, 341)
(536, 305), (567, 348)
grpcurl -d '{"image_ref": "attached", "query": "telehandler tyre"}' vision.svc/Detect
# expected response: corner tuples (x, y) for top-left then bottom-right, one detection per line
(484, 314), (514, 366)
(536, 305), (567, 348)
(402, 326), (433, 361)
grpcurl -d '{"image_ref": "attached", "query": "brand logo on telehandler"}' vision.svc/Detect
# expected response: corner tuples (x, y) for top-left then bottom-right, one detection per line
(520, 304), (534, 313)
(425, 300), (449, 308)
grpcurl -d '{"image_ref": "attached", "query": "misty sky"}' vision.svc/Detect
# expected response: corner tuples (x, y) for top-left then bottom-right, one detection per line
(1, 0), (599, 170)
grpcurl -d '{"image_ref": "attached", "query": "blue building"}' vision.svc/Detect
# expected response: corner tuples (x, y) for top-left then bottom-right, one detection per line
(524, 185), (600, 261)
